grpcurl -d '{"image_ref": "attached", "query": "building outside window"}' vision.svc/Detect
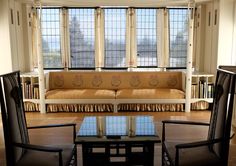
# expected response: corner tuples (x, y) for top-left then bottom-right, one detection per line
(104, 8), (126, 68)
(69, 8), (95, 68)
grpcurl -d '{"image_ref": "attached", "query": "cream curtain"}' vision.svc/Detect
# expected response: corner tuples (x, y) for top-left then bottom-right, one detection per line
(163, 8), (169, 67)
(61, 8), (69, 70)
(126, 8), (131, 68)
(157, 9), (169, 68)
(31, 8), (38, 68)
(60, 8), (70, 70)
(126, 8), (137, 69)
(130, 8), (137, 68)
(95, 8), (105, 69)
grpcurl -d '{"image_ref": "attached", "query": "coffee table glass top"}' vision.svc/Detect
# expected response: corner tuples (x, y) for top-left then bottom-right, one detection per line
(77, 116), (156, 137)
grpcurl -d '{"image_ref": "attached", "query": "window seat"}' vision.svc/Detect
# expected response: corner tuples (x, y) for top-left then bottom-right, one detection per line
(44, 71), (185, 112)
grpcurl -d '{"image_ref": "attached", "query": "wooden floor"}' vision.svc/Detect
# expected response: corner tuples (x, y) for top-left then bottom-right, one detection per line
(0, 111), (236, 166)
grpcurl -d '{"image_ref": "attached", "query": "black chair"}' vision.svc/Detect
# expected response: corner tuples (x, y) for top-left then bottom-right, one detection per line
(162, 68), (236, 166)
(0, 71), (77, 166)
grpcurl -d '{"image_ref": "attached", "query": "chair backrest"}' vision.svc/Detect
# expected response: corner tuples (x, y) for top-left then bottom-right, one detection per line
(207, 68), (236, 163)
(0, 71), (29, 166)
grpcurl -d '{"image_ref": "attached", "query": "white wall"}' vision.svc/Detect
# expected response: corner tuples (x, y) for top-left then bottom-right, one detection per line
(203, 2), (214, 73)
(231, 1), (236, 65)
(15, 2), (25, 71)
(22, 5), (32, 72)
(200, 1), (219, 74)
(0, 0), (27, 75)
(9, 0), (20, 71)
(198, 0), (236, 75)
(0, 0), (14, 74)
(217, 0), (235, 66)
(194, 5), (206, 72)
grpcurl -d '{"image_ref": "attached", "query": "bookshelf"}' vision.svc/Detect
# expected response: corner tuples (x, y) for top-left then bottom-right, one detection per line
(20, 72), (40, 111)
(191, 72), (214, 110)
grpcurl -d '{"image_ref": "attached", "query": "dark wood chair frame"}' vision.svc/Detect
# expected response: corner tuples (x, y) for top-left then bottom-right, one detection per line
(0, 71), (77, 166)
(162, 68), (236, 166)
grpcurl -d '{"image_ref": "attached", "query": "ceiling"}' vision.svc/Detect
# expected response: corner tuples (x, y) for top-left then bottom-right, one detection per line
(20, 0), (212, 7)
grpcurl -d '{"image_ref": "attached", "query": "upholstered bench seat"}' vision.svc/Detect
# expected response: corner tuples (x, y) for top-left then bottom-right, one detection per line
(39, 71), (186, 112)
(116, 89), (185, 99)
(46, 89), (116, 99)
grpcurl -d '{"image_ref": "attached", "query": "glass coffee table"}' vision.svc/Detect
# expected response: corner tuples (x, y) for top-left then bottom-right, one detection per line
(75, 116), (160, 166)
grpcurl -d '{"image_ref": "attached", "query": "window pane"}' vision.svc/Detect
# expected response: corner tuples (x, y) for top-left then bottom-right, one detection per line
(136, 9), (157, 67)
(169, 9), (188, 67)
(104, 9), (126, 68)
(69, 9), (95, 68)
(41, 9), (62, 68)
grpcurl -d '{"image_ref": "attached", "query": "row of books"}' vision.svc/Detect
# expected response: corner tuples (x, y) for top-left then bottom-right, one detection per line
(22, 81), (40, 99)
(191, 81), (214, 98)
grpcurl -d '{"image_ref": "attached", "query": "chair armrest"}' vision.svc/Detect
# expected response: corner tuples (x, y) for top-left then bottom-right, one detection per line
(175, 138), (222, 149)
(14, 142), (63, 152)
(162, 120), (209, 141)
(162, 120), (210, 126)
(27, 123), (76, 142)
(27, 123), (76, 129)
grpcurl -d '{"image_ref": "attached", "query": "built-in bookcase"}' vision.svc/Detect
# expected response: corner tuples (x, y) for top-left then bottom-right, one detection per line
(21, 76), (39, 99)
(20, 72), (40, 111)
(191, 72), (214, 110)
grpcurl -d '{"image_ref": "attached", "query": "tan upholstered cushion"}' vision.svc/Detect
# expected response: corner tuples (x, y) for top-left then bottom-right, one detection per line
(46, 89), (116, 99)
(48, 71), (183, 91)
(116, 89), (185, 99)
